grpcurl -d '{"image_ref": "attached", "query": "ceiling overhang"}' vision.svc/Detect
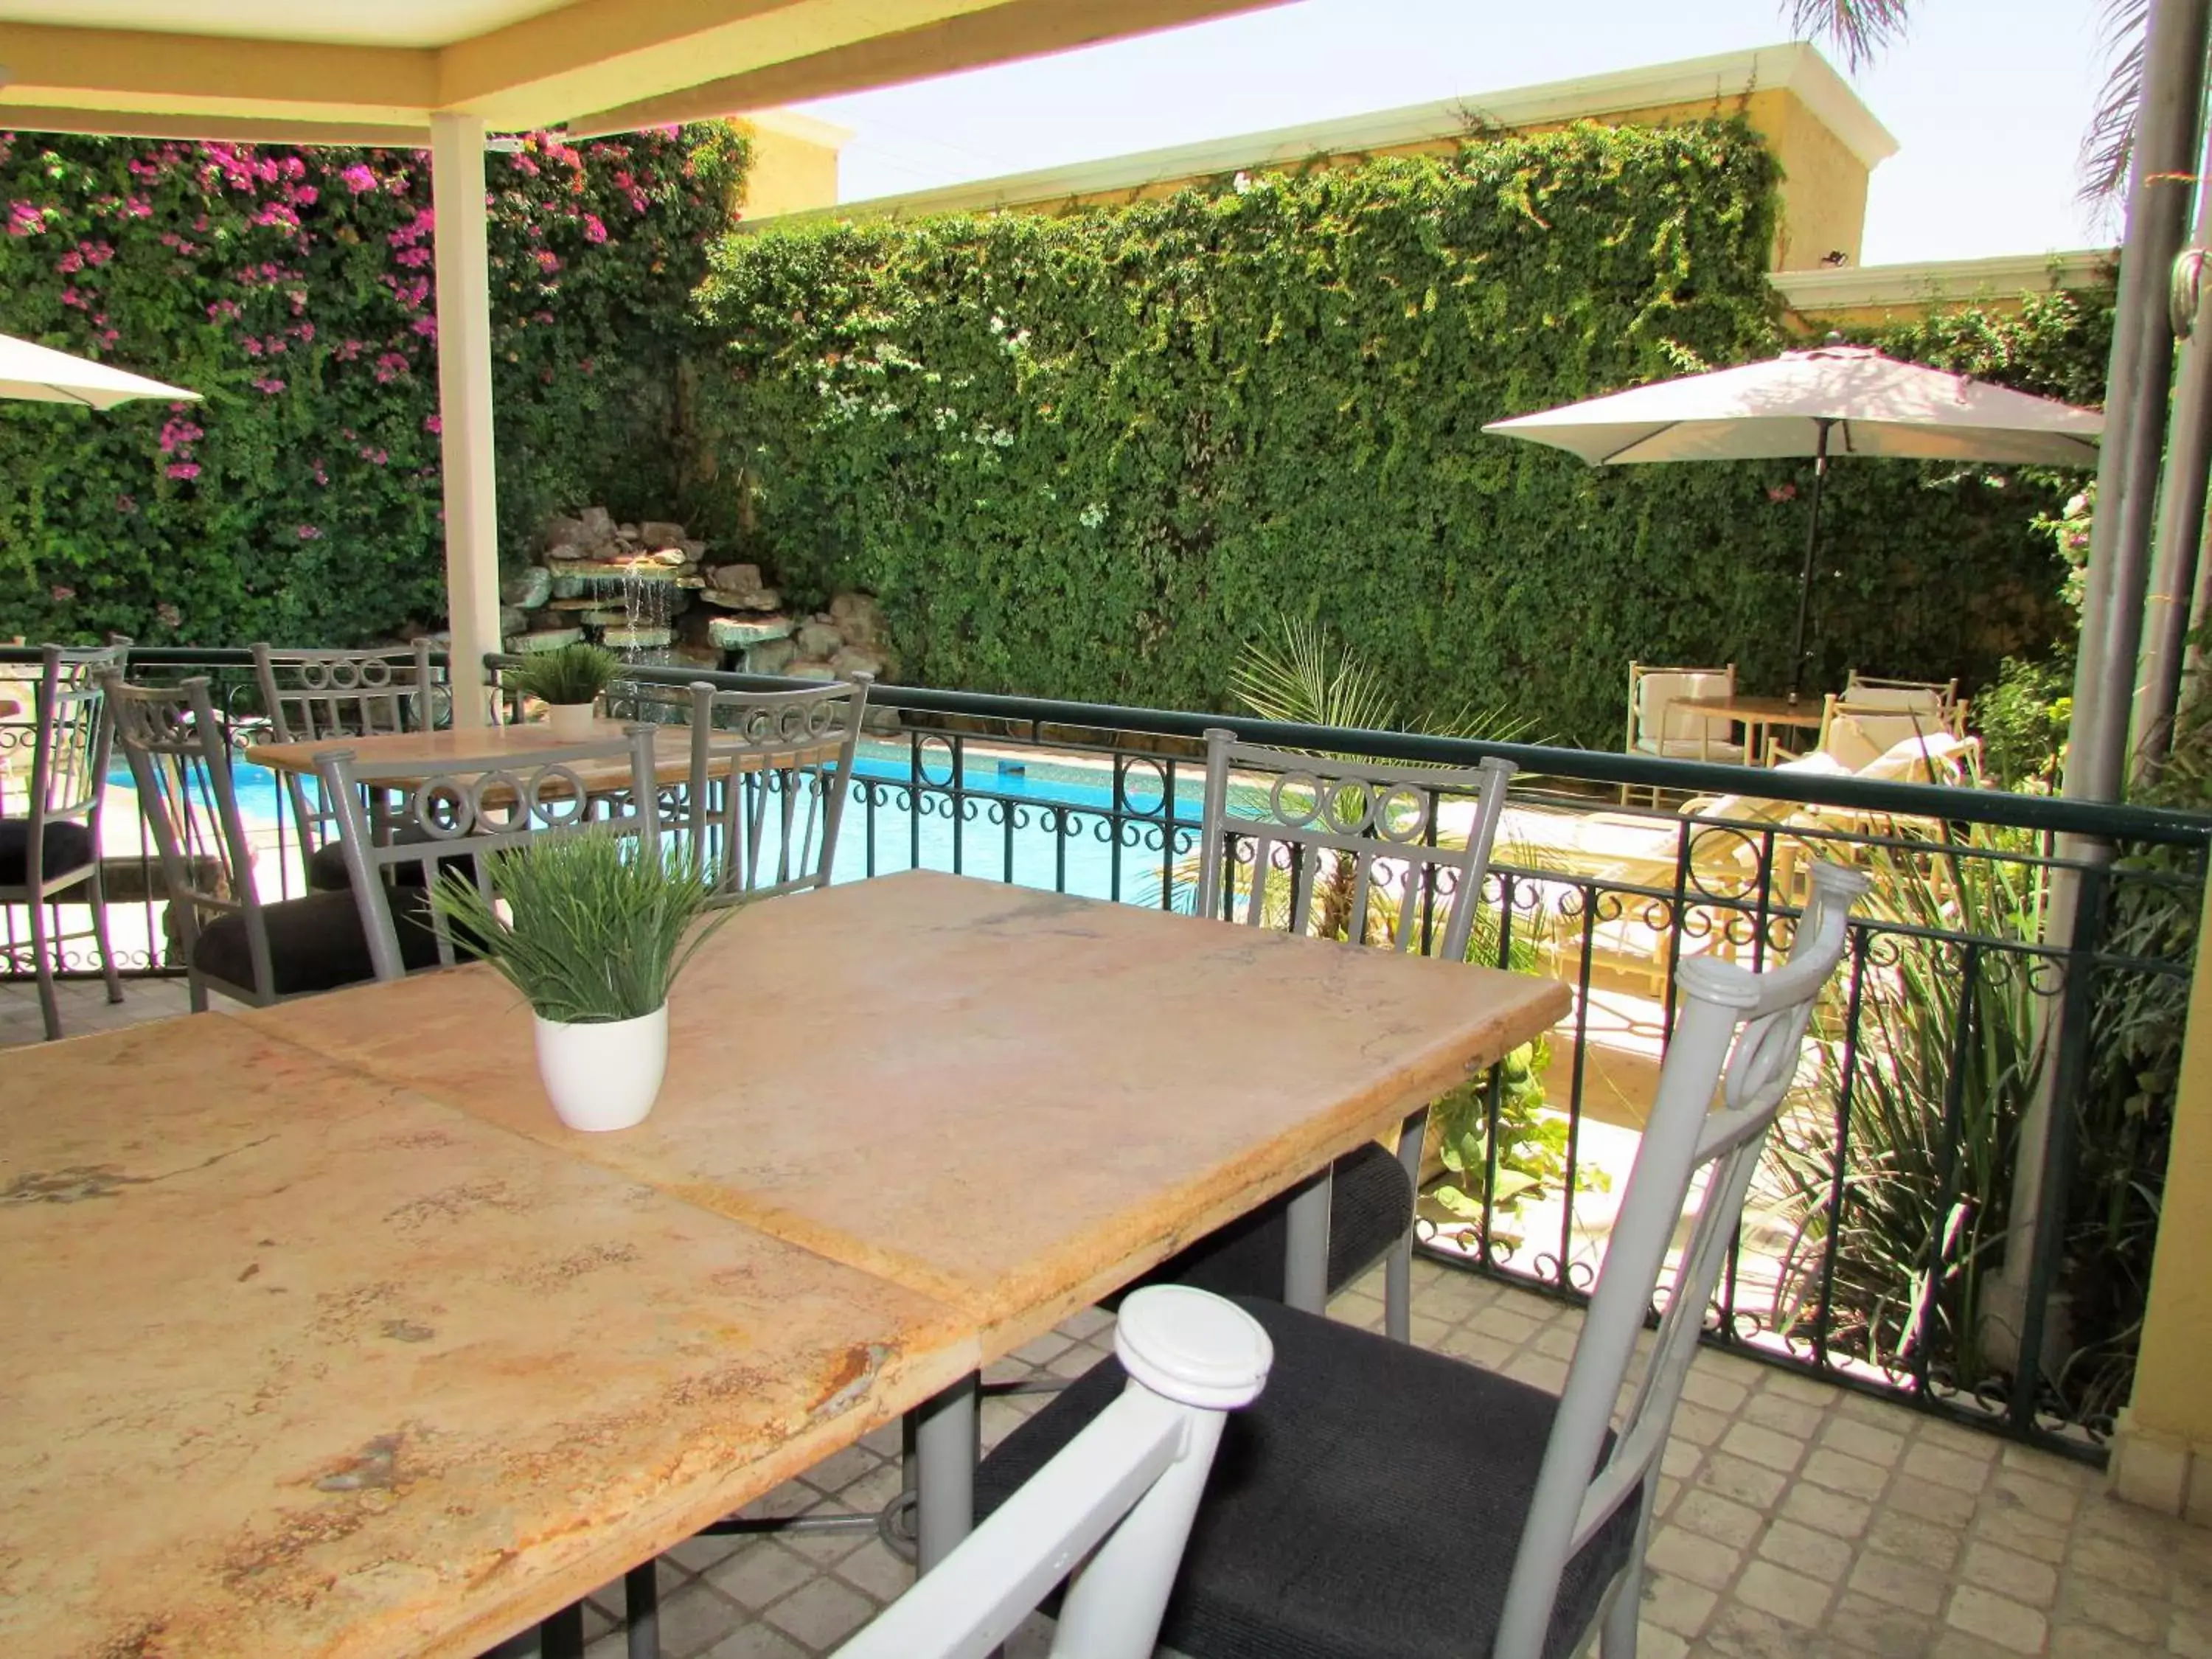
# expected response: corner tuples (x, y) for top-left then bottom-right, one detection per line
(0, 0), (1289, 144)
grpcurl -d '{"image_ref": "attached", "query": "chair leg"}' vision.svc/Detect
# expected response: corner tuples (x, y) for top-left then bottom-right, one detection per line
(187, 967), (209, 1015)
(28, 894), (61, 1041)
(89, 868), (124, 1005)
(1385, 1234), (1412, 1343)
(1599, 1559), (1641, 1658)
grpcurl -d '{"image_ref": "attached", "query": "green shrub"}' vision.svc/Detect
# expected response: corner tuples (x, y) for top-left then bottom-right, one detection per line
(690, 122), (2104, 747)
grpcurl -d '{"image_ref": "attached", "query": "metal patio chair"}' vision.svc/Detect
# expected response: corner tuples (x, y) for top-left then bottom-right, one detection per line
(973, 863), (1865, 1659)
(2, 644), (126, 1038)
(249, 641), (441, 891)
(1145, 728), (1517, 1343)
(683, 674), (870, 905)
(315, 724), (663, 981)
(106, 672), (434, 1009)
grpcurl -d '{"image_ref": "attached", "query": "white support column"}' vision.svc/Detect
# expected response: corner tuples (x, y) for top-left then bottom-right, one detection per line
(430, 111), (501, 729)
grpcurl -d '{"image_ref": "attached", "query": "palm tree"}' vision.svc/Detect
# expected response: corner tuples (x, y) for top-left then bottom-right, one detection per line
(1790, 0), (2145, 205)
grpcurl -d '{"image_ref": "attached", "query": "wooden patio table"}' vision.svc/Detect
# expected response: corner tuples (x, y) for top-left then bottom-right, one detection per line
(1675, 692), (1825, 765)
(0, 1017), (975, 1659)
(244, 716), (830, 796)
(248, 869), (1570, 1570)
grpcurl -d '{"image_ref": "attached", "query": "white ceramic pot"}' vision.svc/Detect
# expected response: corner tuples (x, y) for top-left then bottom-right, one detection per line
(543, 700), (599, 741)
(532, 1004), (667, 1132)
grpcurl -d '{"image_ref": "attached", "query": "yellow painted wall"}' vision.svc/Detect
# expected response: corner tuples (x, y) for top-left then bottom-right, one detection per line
(2113, 876), (2212, 1522)
(737, 116), (843, 219)
(1045, 86), (1869, 274)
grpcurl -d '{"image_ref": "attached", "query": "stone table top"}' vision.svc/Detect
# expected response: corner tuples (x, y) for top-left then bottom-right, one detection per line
(244, 719), (833, 795)
(251, 869), (1571, 1356)
(0, 1018), (974, 1659)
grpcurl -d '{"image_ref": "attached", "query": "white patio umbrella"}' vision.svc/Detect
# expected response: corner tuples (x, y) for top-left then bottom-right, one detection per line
(1481, 341), (2104, 698)
(0, 331), (200, 410)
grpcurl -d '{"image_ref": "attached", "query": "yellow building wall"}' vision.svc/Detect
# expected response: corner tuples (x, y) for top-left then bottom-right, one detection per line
(1046, 86), (1870, 274)
(738, 114), (844, 219)
(2112, 875), (2212, 1523)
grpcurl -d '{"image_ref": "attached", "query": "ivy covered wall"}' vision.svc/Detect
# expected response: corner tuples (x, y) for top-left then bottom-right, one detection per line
(690, 120), (2108, 748)
(0, 125), (748, 647)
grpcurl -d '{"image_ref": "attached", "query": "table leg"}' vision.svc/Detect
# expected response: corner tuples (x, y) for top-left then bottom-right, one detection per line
(1284, 1166), (1334, 1315)
(914, 1369), (978, 1573)
(624, 1562), (658, 1659)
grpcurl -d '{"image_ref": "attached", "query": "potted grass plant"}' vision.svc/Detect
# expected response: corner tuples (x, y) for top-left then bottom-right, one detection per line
(511, 641), (621, 740)
(429, 829), (731, 1132)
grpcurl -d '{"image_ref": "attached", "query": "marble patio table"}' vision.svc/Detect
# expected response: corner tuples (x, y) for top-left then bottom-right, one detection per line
(0, 1018), (974, 1659)
(248, 867), (1571, 1571)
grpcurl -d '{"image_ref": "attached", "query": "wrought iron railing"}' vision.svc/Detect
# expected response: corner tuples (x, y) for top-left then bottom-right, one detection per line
(7, 643), (2206, 1461)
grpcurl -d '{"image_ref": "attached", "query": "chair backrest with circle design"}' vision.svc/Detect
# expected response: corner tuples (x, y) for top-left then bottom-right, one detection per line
(251, 641), (442, 865)
(684, 675), (870, 905)
(1195, 727), (1515, 961)
(313, 726), (664, 981)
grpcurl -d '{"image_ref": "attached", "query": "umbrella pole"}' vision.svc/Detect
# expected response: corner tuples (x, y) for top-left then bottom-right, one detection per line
(1787, 420), (1833, 703)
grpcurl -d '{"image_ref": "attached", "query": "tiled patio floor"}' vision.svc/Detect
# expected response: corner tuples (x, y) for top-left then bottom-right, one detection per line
(7, 978), (2210, 1658)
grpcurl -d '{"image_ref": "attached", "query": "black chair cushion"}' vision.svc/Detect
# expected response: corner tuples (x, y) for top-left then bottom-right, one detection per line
(0, 819), (95, 886)
(306, 829), (480, 893)
(191, 885), (445, 998)
(1136, 1141), (1413, 1304)
(975, 1296), (1641, 1659)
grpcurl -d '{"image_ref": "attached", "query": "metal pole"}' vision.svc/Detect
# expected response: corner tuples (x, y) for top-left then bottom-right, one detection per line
(2132, 128), (2212, 785)
(2066, 0), (2211, 805)
(1788, 419), (1834, 703)
(1997, 0), (2212, 1368)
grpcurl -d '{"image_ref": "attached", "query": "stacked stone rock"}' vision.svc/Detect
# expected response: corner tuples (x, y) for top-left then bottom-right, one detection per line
(501, 508), (894, 689)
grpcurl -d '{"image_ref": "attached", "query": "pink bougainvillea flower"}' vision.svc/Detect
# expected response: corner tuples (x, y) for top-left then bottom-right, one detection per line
(582, 213), (608, 244)
(341, 164), (378, 194)
(296, 524), (323, 540)
(57, 248), (84, 274)
(167, 462), (201, 481)
(50, 585), (75, 603)
(423, 413), (443, 435)
(7, 201), (45, 237)
(253, 377), (287, 395)
(411, 315), (437, 339)
(535, 248), (561, 274)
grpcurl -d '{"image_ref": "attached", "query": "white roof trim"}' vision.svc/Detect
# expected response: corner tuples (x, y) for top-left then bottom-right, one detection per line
(755, 41), (1896, 228)
(1773, 250), (2115, 312)
(742, 107), (854, 149)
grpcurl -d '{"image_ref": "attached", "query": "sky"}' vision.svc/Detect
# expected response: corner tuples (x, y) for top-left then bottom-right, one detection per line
(797, 0), (2118, 268)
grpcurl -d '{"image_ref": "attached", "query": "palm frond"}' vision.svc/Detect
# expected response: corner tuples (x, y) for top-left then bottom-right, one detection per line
(2079, 0), (2149, 207)
(1783, 0), (1912, 72)
(1228, 613), (1399, 733)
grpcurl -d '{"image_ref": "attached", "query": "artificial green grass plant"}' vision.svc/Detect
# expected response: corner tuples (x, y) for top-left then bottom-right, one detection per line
(429, 829), (731, 1023)
(509, 641), (622, 707)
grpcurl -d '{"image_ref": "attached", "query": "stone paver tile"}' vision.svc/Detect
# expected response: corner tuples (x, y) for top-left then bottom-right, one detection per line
(1759, 1517), (1850, 1584)
(1959, 1540), (2058, 1608)
(1779, 1481), (1872, 1539)
(1994, 1467), (2084, 1524)
(1822, 1417), (1909, 1467)
(652, 1581), (747, 1659)
(1681, 1368), (1753, 1416)
(1930, 1632), (2041, 1659)
(1849, 1550), (1952, 1618)
(1436, 1326), (1515, 1369)
(1697, 1450), (1790, 1509)
(1059, 1304), (1114, 1341)
(1534, 1321), (1579, 1360)
(1660, 1438), (1703, 1481)
(1641, 1569), (1720, 1637)
(1887, 1475), (1981, 1529)
(2056, 1578), (2168, 1642)
(833, 1539), (913, 1604)
(1865, 1509), (1965, 1572)
(1915, 1418), (2004, 1461)
(763, 1577), (877, 1649)
(1744, 1391), (1829, 1441)
(2173, 1607), (2212, 1659)
(1503, 1351), (1570, 1393)
(1670, 1400), (1728, 1447)
(1470, 1302), (1545, 1343)
(1975, 1505), (2071, 1565)
(2069, 1534), (2174, 1600)
(1828, 1588), (1938, 1658)
(667, 1534), (745, 1576)
(1703, 1599), (1812, 1658)
(798, 1444), (882, 1495)
(1635, 1626), (1692, 1659)
(1723, 1421), (1810, 1475)
(776, 1524), (872, 1568)
(1906, 1441), (1997, 1495)
(703, 1626), (808, 1659)
(1646, 1523), (1745, 1592)
(1734, 1558), (1837, 1627)
(2051, 1624), (2165, 1659)
(1674, 1489), (1764, 1550)
(1804, 1447), (1893, 1501)
(1945, 1584), (2049, 1655)
(706, 1543), (818, 1612)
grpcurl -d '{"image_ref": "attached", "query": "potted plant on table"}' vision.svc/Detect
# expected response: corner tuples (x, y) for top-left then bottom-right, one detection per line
(430, 829), (731, 1132)
(511, 641), (621, 740)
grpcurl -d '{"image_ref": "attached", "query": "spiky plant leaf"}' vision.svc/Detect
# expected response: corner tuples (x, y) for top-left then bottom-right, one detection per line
(510, 641), (622, 707)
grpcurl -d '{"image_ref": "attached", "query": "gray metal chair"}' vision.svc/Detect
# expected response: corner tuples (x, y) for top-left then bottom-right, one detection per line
(1154, 728), (1517, 1341)
(1, 644), (125, 1037)
(975, 863), (1868, 1659)
(684, 675), (869, 905)
(106, 672), (420, 1009)
(835, 1287), (1271, 1659)
(315, 725), (663, 981)
(250, 641), (441, 891)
